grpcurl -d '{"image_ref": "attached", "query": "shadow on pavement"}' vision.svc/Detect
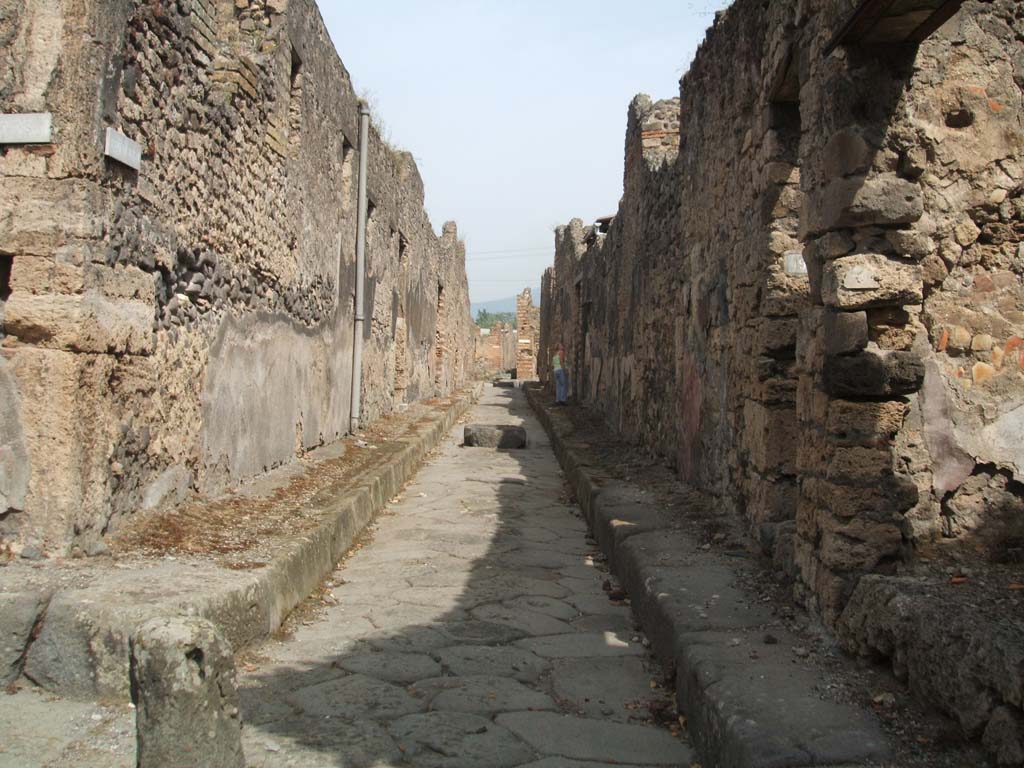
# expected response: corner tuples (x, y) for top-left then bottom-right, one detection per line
(236, 384), (692, 768)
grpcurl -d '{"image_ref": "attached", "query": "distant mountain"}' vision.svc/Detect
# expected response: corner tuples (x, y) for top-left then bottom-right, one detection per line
(470, 288), (541, 320)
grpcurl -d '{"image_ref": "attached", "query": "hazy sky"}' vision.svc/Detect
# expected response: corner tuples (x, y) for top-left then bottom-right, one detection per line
(321, 1), (731, 303)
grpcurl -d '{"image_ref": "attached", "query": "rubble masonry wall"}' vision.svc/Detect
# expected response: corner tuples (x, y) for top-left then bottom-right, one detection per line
(540, 0), (1022, 633)
(0, 0), (475, 556)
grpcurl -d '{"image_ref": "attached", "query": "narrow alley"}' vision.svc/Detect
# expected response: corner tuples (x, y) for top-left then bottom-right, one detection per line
(2, 1), (1021, 765)
(237, 384), (693, 767)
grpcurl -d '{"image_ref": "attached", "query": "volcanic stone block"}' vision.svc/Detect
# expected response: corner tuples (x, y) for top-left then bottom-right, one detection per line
(822, 128), (872, 179)
(825, 398), (908, 445)
(802, 476), (918, 521)
(130, 617), (244, 768)
(823, 350), (924, 397)
(821, 253), (923, 310)
(463, 424), (527, 449)
(823, 310), (868, 355)
(806, 173), (923, 236)
(744, 400), (798, 474)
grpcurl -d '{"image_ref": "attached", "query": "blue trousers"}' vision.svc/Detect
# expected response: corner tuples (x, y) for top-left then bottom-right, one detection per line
(554, 368), (569, 403)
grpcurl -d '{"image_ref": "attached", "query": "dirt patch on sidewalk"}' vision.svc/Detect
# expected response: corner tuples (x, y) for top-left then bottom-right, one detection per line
(110, 396), (463, 566)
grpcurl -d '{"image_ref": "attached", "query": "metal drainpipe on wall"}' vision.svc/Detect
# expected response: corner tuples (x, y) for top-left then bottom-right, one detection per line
(349, 105), (370, 434)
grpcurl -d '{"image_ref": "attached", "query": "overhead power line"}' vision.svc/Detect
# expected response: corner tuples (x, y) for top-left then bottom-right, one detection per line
(465, 246), (551, 257)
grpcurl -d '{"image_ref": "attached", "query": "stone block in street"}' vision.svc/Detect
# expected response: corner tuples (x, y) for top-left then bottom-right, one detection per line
(463, 423), (528, 448)
(130, 616), (244, 768)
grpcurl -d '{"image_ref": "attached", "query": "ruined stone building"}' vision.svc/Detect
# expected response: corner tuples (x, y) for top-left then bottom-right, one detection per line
(540, 0), (1023, 754)
(516, 287), (540, 380)
(0, 0), (475, 558)
(476, 321), (516, 376)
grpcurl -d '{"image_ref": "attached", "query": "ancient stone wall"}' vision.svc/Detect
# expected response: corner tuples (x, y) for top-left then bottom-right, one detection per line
(515, 287), (539, 380)
(794, 0), (1024, 626)
(0, 0), (474, 556)
(540, 0), (1022, 644)
(541, 3), (1023, 754)
(540, 95), (682, 450)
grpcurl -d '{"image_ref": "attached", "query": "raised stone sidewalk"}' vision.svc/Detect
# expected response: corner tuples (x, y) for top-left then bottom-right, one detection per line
(0, 386), (481, 703)
(525, 384), (892, 768)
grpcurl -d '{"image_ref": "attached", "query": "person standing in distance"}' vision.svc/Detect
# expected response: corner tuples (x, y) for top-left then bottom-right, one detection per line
(552, 343), (569, 406)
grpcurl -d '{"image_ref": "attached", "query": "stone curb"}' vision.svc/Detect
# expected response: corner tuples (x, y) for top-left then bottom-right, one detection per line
(202, 383), (483, 651)
(525, 384), (890, 768)
(13, 384), (482, 701)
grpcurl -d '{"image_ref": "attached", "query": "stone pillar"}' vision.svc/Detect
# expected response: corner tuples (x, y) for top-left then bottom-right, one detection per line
(795, 35), (926, 625)
(516, 288), (539, 380)
(130, 617), (244, 768)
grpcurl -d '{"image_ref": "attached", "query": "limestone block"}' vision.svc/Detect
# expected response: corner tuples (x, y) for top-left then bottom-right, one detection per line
(818, 516), (902, 572)
(743, 400), (797, 474)
(9, 256), (86, 295)
(130, 617), (244, 768)
(826, 445), (895, 482)
(826, 399), (907, 445)
(0, 358), (29, 517)
(4, 347), (114, 552)
(821, 254), (923, 310)
(0, 178), (105, 255)
(823, 310), (868, 355)
(755, 316), (799, 354)
(816, 231), (856, 259)
(802, 476), (918, 521)
(885, 228), (934, 260)
(823, 349), (924, 397)
(747, 475), (797, 525)
(763, 268), (810, 317)
(4, 293), (153, 354)
(804, 174), (923, 236)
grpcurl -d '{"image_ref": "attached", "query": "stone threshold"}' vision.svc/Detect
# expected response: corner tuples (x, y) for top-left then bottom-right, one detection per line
(525, 384), (891, 768)
(0, 384), (482, 702)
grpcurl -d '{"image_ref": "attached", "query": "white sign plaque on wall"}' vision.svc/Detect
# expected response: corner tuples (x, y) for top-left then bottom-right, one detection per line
(103, 127), (142, 170)
(0, 113), (53, 144)
(783, 250), (808, 276)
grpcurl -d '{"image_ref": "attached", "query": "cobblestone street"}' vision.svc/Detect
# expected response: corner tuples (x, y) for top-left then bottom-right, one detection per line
(238, 384), (693, 768)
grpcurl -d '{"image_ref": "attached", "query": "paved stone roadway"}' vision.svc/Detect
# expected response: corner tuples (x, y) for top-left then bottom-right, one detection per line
(240, 384), (694, 768)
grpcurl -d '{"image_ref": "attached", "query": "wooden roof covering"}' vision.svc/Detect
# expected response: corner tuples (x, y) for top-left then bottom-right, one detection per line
(825, 0), (967, 56)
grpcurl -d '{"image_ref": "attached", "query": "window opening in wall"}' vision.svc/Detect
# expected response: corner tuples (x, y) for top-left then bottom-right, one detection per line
(0, 253), (11, 302)
(288, 46), (303, 148)
(0, 253), (11, 339)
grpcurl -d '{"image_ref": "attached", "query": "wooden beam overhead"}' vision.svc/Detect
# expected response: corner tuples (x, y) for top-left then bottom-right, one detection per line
(825, 0), (966, 57)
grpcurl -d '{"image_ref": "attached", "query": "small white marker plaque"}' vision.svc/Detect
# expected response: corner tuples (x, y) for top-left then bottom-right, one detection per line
(103, 127), (142, 170)
(0, 113), (53, 144)
(783, 250), (808, 276)
(843, 266), (879, 290)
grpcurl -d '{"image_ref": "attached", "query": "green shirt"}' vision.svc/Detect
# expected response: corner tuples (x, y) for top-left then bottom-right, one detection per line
(552, 354), (562, 371)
